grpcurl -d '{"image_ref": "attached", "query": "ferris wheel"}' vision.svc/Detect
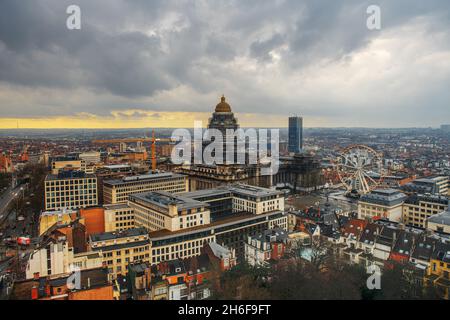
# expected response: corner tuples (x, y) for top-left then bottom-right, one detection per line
(333, 145), (385, 195)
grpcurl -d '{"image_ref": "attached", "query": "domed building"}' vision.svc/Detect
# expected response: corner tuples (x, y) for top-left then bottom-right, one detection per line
(208, 95), (239, 134)
(176, 95), (270, 190)
(175, 95), (322, 192)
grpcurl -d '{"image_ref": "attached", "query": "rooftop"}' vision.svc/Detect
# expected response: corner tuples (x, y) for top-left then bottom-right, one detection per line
(40, 208), (77, 217)
(207, 242), (232, 259)
(179, 188), (232, 199)
(103, 164), (131, 170)
(250, 227), (288, 243)
(103, 203), (132, 211)
(46, 171), (95, 181)
(129, 191), (208, 211)
(359, 188), (407, 206)
(103, 172), (185, 186)
(90, 227), (148, 242)
(414, 176), (448, 183)
(428, 210), (450, 226)
(229, 183), (282, 198)
(404, 194), (449, 206)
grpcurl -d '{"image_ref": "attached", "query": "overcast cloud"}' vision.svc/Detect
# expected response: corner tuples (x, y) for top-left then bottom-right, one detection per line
(0, 0), (449, 127)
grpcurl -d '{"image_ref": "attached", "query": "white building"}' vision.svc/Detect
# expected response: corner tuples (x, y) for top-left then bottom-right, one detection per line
(358, 189), (407, 222)
(25, 237), (102, 279)
(129, 191), (211, 232)
(229, 184), (284, 214)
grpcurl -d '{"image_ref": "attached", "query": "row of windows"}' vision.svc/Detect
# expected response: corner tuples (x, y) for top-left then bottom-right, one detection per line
(46, 178), (96, 185)
(46, 195), (96, 201)
(151, 238), (214, 264)
(46, 200), (97, 209)
(116, 185), (186, 202)
(135, 208), (165, 231)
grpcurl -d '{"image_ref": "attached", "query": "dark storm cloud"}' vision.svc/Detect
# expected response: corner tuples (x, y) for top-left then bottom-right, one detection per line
(0, 0), (449, 125)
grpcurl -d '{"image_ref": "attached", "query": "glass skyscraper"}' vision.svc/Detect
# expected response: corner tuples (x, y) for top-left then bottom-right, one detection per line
(288, 116), (303, 153)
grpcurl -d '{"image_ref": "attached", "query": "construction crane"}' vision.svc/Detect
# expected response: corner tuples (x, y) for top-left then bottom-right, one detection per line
(91, 137), (175, 144)
(151, 130), (156, 172)
(92, 132), (176, 172)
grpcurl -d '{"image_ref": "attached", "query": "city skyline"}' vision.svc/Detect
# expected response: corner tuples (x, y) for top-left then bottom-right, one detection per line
(0, 0), (450, 129)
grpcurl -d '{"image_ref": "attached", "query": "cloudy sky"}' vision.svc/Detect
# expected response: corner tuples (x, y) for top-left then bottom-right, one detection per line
(0, 0), (449, 128)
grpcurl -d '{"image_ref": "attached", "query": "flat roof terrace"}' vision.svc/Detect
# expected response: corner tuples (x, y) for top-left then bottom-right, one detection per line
(129, 191), (208, 211)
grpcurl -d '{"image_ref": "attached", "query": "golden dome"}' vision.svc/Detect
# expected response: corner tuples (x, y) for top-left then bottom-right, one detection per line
(215, 95), (232, 113)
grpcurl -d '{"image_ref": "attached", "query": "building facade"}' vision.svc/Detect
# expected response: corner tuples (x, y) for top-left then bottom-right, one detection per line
(44, 171), (98, 211)
(403, 194), (449, 228)
(104, 203), (136, 232)
(358, 189), (407, 222)
(102, 172), (187, 204)
(244, 228), (288, 267)
(89, 228), (150, 278)
(129, 191), (211, 233)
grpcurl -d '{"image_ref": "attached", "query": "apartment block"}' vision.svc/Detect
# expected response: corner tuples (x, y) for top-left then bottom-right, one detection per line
(89, 228), (150, 278)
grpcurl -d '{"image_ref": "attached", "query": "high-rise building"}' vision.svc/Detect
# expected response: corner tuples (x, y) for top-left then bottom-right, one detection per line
(288, 116), (303, 154)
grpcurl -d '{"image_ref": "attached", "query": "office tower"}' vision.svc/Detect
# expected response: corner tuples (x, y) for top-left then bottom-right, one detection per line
(288, 116), (303, 154)
(44, 170), (98, 211)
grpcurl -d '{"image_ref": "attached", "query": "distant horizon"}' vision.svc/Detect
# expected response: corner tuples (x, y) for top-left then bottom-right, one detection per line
(0, 125), (447, 131)
(1, 1), (450, 128)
